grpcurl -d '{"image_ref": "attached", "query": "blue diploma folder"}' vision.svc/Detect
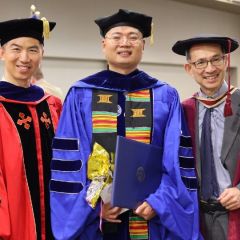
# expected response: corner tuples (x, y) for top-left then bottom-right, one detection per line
(111, 136), (163, 209)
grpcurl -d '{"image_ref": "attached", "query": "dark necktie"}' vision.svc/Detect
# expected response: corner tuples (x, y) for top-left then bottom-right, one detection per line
(200, 108), (219, 201)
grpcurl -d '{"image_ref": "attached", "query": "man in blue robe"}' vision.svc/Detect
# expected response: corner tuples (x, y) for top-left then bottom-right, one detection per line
(50, 9), (201, 240)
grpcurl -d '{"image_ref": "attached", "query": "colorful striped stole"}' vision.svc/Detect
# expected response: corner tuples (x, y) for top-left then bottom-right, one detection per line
(92, 111), (117, 133)
(125, 90), (152, 144)
(126, 89), (151, 240)
(92, 89), (118, 153)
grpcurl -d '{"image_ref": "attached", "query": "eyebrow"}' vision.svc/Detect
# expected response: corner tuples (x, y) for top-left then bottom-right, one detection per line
(194, 54), (223, 61)
(9, 43), (40, 49)
(109, 30), (141, 35)
(9, 43), (21, 48)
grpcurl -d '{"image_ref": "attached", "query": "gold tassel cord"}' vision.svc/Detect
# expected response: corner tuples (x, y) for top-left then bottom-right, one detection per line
(150, 22), (154, 45)
(41, 17), (50, 39)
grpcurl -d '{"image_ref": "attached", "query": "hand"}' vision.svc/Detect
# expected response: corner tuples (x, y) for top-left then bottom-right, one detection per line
(100, 202), (122, 223)
(134, 201), (156, 220)
(218, 187), (240, 211)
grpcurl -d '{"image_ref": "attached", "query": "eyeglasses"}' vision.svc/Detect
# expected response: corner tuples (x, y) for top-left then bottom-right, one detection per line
(105, 34), (143, 45)
(190, 55), (226, 69)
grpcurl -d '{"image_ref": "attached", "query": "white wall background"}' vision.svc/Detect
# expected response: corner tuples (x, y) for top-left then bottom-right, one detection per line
(0, 0), (239, 99)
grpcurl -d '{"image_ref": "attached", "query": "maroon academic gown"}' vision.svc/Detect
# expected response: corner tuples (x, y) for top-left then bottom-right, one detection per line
(182, 93), (240, 240)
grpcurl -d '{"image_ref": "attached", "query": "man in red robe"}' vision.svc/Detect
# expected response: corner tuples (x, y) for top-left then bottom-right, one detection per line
(0, 10), (61, 240)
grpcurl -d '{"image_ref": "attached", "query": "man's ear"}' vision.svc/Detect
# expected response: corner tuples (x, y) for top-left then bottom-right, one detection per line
(184, 63), (193, 76)
(0, 47), (3, 60)
(223, 55), (228, 70)
(101, 38), (106, 54)
(142, 39), (145, 51)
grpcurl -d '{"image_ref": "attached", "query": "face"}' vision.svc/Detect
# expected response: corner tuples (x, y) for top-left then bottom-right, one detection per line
(0, 37), (43, 86)
(102, 26), (145, 74)
(184, 43), (227, 96)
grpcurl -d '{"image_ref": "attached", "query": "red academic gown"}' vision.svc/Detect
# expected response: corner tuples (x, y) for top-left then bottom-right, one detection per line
(0, 88), (62, 240)
(182, 93), (240, 240)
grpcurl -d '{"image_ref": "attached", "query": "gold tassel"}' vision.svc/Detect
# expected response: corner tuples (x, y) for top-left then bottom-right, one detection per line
(41, 17), (50, 39)
(150, 22), (154, 45)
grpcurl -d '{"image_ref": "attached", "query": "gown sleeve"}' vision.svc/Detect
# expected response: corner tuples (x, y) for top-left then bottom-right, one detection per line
(146, 87), (202, 239)
(0, 105), (11, 238)
(0, 166), (11, 238)
(50, 88), (101, 240)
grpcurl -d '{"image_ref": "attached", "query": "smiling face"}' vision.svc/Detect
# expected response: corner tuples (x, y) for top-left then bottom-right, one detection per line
(0, 37), (43, 87)
(184, 43), (227, 96)
(102, 26), (145, 75)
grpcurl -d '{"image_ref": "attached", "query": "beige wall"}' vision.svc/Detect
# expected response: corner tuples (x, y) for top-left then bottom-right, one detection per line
(0, 0), (239, 99)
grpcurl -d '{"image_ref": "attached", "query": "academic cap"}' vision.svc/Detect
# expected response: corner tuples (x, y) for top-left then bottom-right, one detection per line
(0, 14), (55, 46)
(95, 9), (152, 38)
(172, 35), (239, 56)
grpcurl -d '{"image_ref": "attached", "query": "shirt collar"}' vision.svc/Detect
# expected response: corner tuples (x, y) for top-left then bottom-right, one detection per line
(198, 81), (228, 99)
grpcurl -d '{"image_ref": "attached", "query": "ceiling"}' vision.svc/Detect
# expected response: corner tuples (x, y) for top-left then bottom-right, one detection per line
(172, 0), (240, 14)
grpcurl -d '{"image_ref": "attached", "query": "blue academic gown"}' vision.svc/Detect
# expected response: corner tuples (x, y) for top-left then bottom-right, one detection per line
(50, 70), (202, 240)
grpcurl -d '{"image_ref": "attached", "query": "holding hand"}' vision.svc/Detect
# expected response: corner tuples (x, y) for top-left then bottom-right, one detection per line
(101, 202), (122, 223)
(218, 187), (240, 210)
(134, 201), (156, 220)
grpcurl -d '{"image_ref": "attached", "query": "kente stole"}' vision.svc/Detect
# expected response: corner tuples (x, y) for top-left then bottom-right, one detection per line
(92, 89), (152, 240)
